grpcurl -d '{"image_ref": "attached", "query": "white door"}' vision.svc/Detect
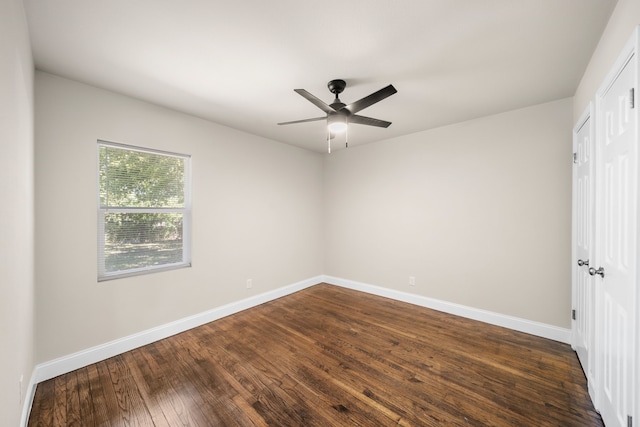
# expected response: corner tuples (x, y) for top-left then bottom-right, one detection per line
(595, 49), (637, 427)
(573, 109), (597, 402)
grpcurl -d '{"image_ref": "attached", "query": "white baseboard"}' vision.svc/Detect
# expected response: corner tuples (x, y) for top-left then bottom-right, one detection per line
(31, 275), (322, 386)
(20, 369), (37, 427)
(322, 275), (572, 344)
(24, 274), (570, 426)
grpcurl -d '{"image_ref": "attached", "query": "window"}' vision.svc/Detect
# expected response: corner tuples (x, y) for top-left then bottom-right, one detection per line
(98, 141), (191, 281)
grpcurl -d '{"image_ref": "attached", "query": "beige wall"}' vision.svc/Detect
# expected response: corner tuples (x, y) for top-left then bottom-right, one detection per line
(574, 0), (640, 119)
(34, 72), (324, 363)
(324, 98), (573, 328)
(0, 0), (35, 424)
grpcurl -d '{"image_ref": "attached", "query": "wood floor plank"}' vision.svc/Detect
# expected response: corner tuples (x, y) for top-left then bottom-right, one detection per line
(27, 376), (55, 427)
(155, 335), (246, 426)
(96, 358), (137, 426)
(126, 346), (196, 426)
(64, 371), (81, 427)
(107, 354), (156, 427)
(28, 283), (603, 426)
(85, 363), (113, 427)
(120, 350), (171, 427)
(249, 311), (439, 423)
(144, 340), (214, 427)
(184, 326), (332, 426)
(167, 333), (276, 426)
(76, 368), (97, 427)
(52, 375), (67, 425)
(205, 315), (395, 426)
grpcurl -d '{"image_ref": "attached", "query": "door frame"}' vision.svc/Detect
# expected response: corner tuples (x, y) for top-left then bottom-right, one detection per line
(571, 102), (597, 405)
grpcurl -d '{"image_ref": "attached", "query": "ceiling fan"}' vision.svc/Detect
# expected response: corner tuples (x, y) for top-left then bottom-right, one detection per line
(278, 79), (397, 152)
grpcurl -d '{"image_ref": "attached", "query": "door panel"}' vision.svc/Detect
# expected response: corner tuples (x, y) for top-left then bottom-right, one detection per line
(596, 51), (637, 427)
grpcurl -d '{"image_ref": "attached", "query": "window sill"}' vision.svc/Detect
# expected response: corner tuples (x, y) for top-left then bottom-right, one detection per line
(98, 262), (192, 282)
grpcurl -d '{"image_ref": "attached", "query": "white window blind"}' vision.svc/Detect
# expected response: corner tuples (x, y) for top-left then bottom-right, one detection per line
(98, 140), (191, 281)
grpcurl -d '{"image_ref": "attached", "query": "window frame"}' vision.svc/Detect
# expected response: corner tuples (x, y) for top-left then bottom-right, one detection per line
(97, 140), (192, 281)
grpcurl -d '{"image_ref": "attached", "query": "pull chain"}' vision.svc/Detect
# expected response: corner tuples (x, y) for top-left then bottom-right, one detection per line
(346, 124), (349, 148)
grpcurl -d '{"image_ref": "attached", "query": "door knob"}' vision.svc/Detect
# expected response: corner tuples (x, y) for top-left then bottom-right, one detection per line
(577, 259), (589, 267)
(588, 267), (605, 278)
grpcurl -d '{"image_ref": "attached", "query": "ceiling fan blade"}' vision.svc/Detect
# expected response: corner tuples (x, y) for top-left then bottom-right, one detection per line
(349, 114), (392, 128)
(277, 116), (326, 125)
(342, 84), (397, 115)
(294, 89), (336, 114)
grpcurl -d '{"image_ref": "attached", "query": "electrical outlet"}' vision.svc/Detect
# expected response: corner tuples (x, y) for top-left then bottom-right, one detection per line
(409, 276), (415, 286)
(246, 279), (253, 289)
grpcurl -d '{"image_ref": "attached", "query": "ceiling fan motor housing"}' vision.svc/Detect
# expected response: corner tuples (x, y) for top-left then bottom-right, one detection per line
(327, 79), (346, 95)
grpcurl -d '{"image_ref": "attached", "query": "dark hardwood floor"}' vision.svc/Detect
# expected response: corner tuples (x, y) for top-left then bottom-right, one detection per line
(28, 283), (603, 426)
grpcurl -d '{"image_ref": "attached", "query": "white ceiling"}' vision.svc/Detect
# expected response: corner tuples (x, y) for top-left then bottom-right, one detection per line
(25, 0), (617, 153)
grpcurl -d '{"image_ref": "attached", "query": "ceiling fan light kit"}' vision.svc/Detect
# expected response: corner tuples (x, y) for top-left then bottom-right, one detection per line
(327, 114), (348, 133)
(278, 79), (397, 153)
